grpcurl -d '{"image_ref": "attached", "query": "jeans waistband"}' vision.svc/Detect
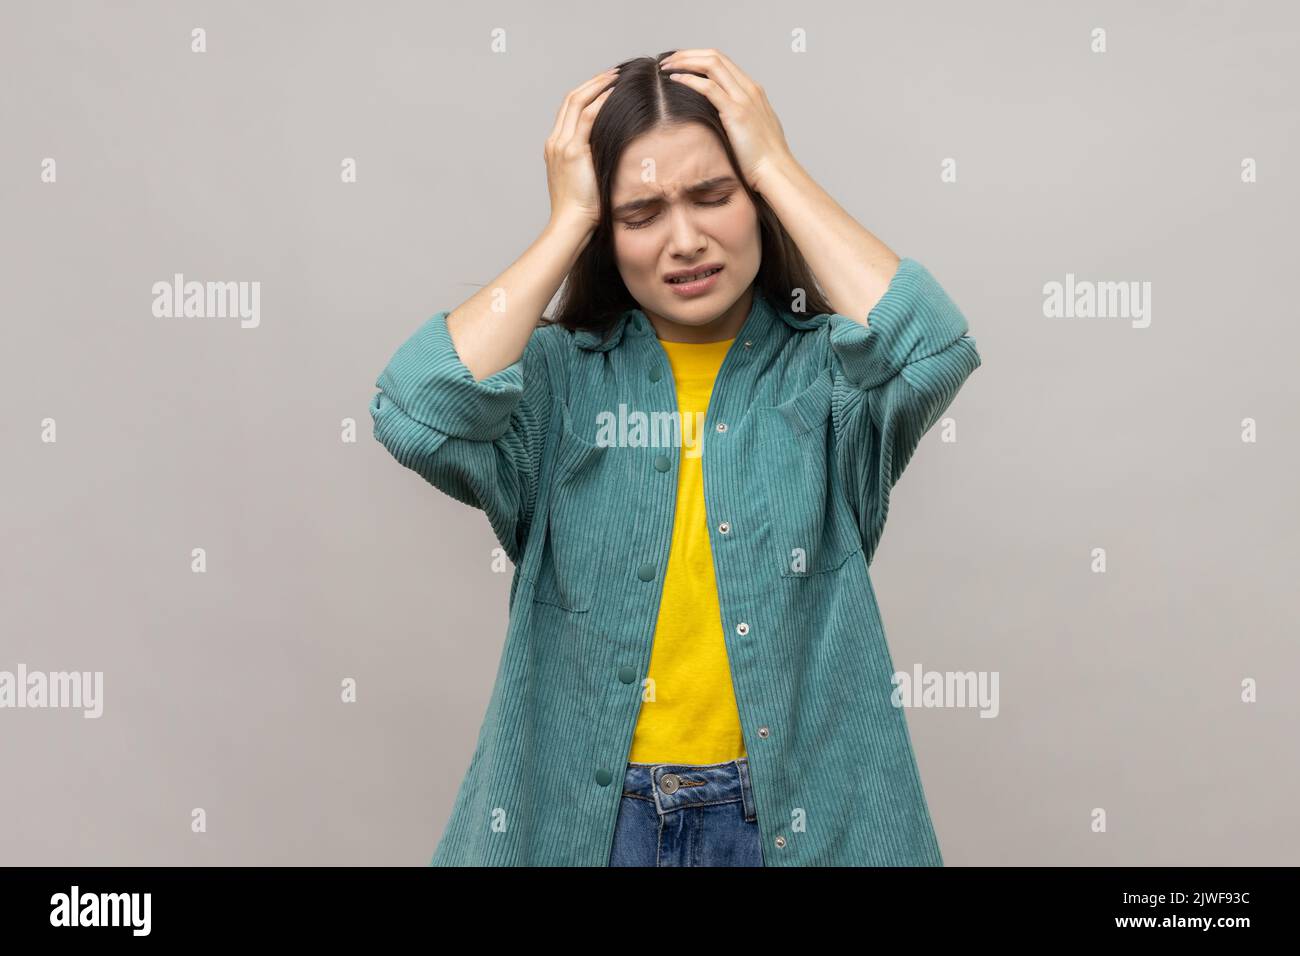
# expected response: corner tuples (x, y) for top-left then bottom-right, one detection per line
(621, 758), (756, 822)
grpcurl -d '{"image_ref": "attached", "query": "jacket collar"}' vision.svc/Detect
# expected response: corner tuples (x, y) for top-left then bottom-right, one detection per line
(573, 286), (825, 352)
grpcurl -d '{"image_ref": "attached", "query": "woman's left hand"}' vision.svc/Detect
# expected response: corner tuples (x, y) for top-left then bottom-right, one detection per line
(660, 49), (795, 195)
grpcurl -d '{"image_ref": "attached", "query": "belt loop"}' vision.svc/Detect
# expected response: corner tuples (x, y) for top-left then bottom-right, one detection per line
(736, 758), (757, 823)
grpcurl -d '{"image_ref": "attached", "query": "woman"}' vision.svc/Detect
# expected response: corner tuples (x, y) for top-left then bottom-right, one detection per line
(370, 49), (981, 867)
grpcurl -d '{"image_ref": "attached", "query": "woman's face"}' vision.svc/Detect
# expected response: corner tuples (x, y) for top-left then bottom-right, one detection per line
(609, 122), (761, 340)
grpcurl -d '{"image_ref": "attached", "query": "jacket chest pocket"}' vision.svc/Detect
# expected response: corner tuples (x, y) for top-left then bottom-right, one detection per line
(531, 409), (609, 612)
(754, 371), (862, 576)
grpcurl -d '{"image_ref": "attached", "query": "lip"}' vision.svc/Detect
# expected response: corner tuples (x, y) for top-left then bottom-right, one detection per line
(663, 264), (724, 297)
(663, 263), (724, 282)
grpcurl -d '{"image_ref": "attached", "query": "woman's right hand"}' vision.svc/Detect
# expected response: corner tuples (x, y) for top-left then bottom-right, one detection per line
(544, 67), (618, 231)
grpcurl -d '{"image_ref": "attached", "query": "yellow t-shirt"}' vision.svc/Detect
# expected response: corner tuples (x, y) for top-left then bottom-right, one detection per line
(626, 334), (747, 764)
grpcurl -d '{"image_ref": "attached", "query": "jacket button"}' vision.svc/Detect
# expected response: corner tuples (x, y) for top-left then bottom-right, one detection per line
(649, 366), (662, 382)
(743, 340), (752, 348)
(595, 768), (613, 787)
(757, 726), (770, 739)
(718, 521), (730, 534)
(736, 621), (749, 636)
(637, 563), (656, 582)
(653, 454), (671, 472)
(618, 665), (636, 684)
(775, 835), (786, 848)
(716, 422), (728, 432)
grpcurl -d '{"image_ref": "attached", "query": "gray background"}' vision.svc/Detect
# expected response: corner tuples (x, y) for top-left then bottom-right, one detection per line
(2, 0), (1297, 865)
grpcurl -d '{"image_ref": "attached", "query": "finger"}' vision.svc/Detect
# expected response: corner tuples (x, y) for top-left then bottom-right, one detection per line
(664, 57), (743, 103)
(552, 68), (618, 142)
(661, 47), (708, 61)
(663, 70), (715, 101)
(660, 50), (744, 101)
(563, 73), (617, 146)
(709, 50), (762, 99)
(573, 85), (615, 146)
(550, 69), (619, 146)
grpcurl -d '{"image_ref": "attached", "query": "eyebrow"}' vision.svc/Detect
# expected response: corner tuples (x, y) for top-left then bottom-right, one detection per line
(611, 176), (739, 218)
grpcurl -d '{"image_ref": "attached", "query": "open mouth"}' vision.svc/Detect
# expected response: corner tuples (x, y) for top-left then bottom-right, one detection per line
(665, 266), (723, 284)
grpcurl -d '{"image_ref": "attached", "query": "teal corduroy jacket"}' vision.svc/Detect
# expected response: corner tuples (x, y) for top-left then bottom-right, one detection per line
(370, 257), (982, 865)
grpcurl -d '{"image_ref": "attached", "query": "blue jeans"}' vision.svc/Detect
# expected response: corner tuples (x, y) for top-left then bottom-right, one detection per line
(608, 758), (764, 866)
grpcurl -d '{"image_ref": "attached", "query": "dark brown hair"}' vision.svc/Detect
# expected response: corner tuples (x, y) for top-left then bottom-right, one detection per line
(542, 51), (833, 342)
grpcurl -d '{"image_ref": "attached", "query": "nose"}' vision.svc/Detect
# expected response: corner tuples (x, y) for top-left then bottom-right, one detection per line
(664, 204), (707, 259)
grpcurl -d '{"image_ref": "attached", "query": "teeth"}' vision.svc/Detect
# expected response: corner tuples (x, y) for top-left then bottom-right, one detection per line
(669, 267), (720, 284)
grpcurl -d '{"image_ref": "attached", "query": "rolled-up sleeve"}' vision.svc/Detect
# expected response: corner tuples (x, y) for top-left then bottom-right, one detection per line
(828, 259), (982, 565)
(370, 311), (556, 564)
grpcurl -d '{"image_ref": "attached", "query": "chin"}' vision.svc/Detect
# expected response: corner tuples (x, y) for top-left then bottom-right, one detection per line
(658, 299), (723, 323)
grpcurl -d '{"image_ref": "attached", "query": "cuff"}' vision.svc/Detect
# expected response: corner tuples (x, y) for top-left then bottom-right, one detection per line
(374, 310), (524, 441)
(828, 258), (971, 391)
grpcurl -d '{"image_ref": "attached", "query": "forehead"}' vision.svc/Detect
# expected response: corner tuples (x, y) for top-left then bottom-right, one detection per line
(611, 123), (729, 197)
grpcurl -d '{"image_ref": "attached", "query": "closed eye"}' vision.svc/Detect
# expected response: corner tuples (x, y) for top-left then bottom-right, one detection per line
(622, 195), (733, 230)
